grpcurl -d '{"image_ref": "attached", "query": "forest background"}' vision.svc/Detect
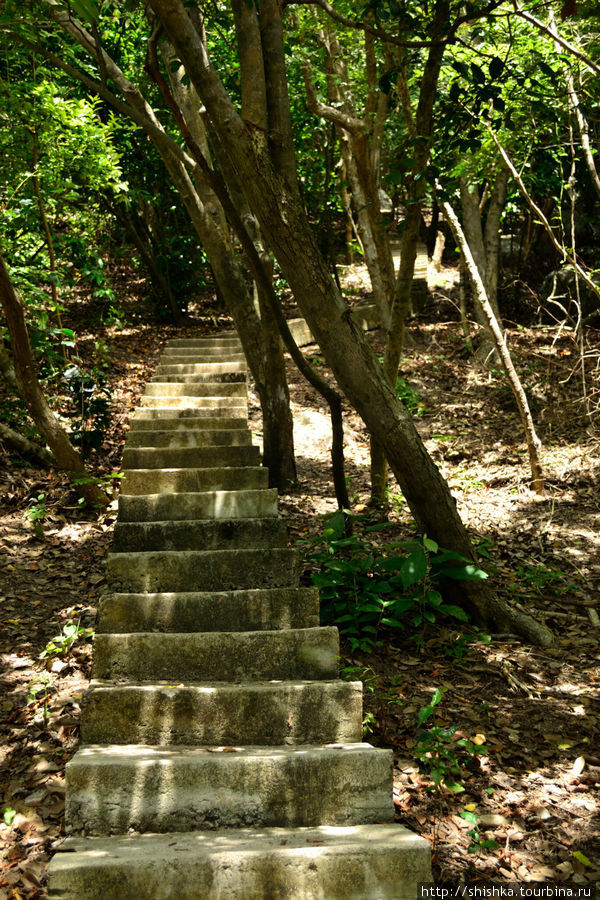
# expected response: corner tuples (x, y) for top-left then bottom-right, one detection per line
(0, 0), (599, 894)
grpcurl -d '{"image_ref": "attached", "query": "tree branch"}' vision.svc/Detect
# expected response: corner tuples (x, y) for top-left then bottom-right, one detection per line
(514, 2), (600, 77)
(302, 61), (367, 133)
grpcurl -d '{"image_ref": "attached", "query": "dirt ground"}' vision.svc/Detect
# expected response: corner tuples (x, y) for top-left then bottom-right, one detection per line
(1, 261), (599, 896)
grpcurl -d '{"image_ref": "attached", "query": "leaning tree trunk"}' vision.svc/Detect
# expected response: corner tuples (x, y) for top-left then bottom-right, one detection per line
(441, 197), (545, 495)
(151, 0), (554, 647)
(0, 248), (107, 506)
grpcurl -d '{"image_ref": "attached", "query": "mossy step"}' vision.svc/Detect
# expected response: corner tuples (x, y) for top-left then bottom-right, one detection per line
(92, 627), (336, 683)
(124, 429), (252, 449)
(65, 743), (393, 835)
(96, 587), (319, 633)
(139, 396), (247, 410)
(48, 825), (431, 900)
(150, 371), (246, 383)
(120, 466), (268, 496)
(80, 680), (362, 746)
(144, 382), (247, 398)
(121, 445), (259, 471)
(129, 411), (248, 428)
(154, 362), (247, 376)
(118, 488), (278, 522)
(106, 547), (298, 593)
(111, 517), (287, 553)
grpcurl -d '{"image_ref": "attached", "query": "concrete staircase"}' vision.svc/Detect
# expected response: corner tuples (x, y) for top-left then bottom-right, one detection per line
(48, 334), (431, 898)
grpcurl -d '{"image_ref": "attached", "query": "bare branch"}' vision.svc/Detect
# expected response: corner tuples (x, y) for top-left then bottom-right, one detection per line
(514, 2), (600, 77)
(302, 61), (367, 133)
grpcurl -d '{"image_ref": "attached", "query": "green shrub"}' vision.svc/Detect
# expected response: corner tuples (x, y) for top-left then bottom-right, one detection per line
(302, 510), (487, 651)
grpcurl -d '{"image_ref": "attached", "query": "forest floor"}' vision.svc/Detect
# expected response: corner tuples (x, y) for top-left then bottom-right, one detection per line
(0, 258), (599, 897)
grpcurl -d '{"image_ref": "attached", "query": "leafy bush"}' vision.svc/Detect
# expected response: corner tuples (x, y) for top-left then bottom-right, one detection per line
(302, 510), (487, 651)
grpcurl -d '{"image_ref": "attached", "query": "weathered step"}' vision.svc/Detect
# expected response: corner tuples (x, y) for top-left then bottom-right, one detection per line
(49, 824), (431, 900)
(154, 362), (247, 376)
(159, 352), (246, 363)
(92, 627), (337, 682)
(97, 587), (319, 633)
(65, 743), (393, 835)
(120, 466), (268, 496)
(121, 445), (260, 471)
(124, 428), (252, 449)
(139, 396), (246, 410)
(107, 548), (298, 593)
(167, 336), (241, 346)
(129, 411), (248, 428)
(144, 382), (247, 398)
(111, 517), (287, 552)
(150, 371), (246, 384)
(81, 680), (362, 746)
(118, 488), (278, 522)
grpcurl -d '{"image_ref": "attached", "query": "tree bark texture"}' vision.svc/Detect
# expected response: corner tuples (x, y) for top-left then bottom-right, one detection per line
(441, 197), (546, 496)
(148, 0), (556, 645)
(0, 249), (107, 505)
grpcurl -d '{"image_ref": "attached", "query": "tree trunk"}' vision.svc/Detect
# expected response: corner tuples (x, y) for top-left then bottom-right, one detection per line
(0, 422), (55, 467)
(148, 0), (556, 646)
(0, 248), (107, 506)
(441, 197), (545, 496)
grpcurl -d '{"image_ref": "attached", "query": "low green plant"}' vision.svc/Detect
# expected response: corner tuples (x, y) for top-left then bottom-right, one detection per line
(341, 664), (403, 736)
(444, 627), (491, 659)
(39, 620), (91, 661)
(460, 810), (500, 854)
(2, 807), (16, 826)
(62, 363), (112, 454)
(302, 511), (487, 651)
(511, 563), (576, 600)
(28, 672), (55, 721)
(413, 688), (487, 793)
(23, 493), (48, 537)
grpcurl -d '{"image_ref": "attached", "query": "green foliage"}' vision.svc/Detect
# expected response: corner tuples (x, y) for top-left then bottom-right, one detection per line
(341, 664), (404, 736)
(302, 511), (486, 651)
(2, 807), (16, 826)
(460, 809), (500, 854)
(39, 621), (91, 661)
(23, 492), (48, 537)
(62, 363), (112, 453)
(444, 627), (491, 659)
(413, 688), (487, 793)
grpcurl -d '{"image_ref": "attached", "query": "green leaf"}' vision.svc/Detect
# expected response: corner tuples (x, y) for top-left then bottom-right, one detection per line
(400, 550), (427, 588)
(445, 781), (465, 793)
(423, 536), (438, 553)
(437, 563), (488, 581)
(417, 704), (433, 726)
(3, 807), (16, 826)
(489, 56), (504, 80)
(470, 62), (486, 85)
(438, 603), (470, 622)
(460, 810), (478, 825)
(573, 851), (591, 867)
(71, 0), (98, 23)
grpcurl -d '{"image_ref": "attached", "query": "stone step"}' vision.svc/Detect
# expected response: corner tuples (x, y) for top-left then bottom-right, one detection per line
(124, 429), (252, 449)
(49, 825), (431, 900)
(144, 382), (247, 398)
(121, 445), (260, 471)
(160, 351), (246, 362)
(92, 627), (337, 683)
(81, 680), (362, 746)
(150, 372), (246, 384)
(106, 547), (298, 593)
(139, 396), (247, 410)
(167, 336), (241, 346)
(111, 517), (287, 552)
(65, 743), (393, 835)
(118, 488), (278, 522)
(97, 587), (319, 633)
(120, 466), (268, 496)
(129, 411), (248, 429)
(154, 362), (247, 376)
